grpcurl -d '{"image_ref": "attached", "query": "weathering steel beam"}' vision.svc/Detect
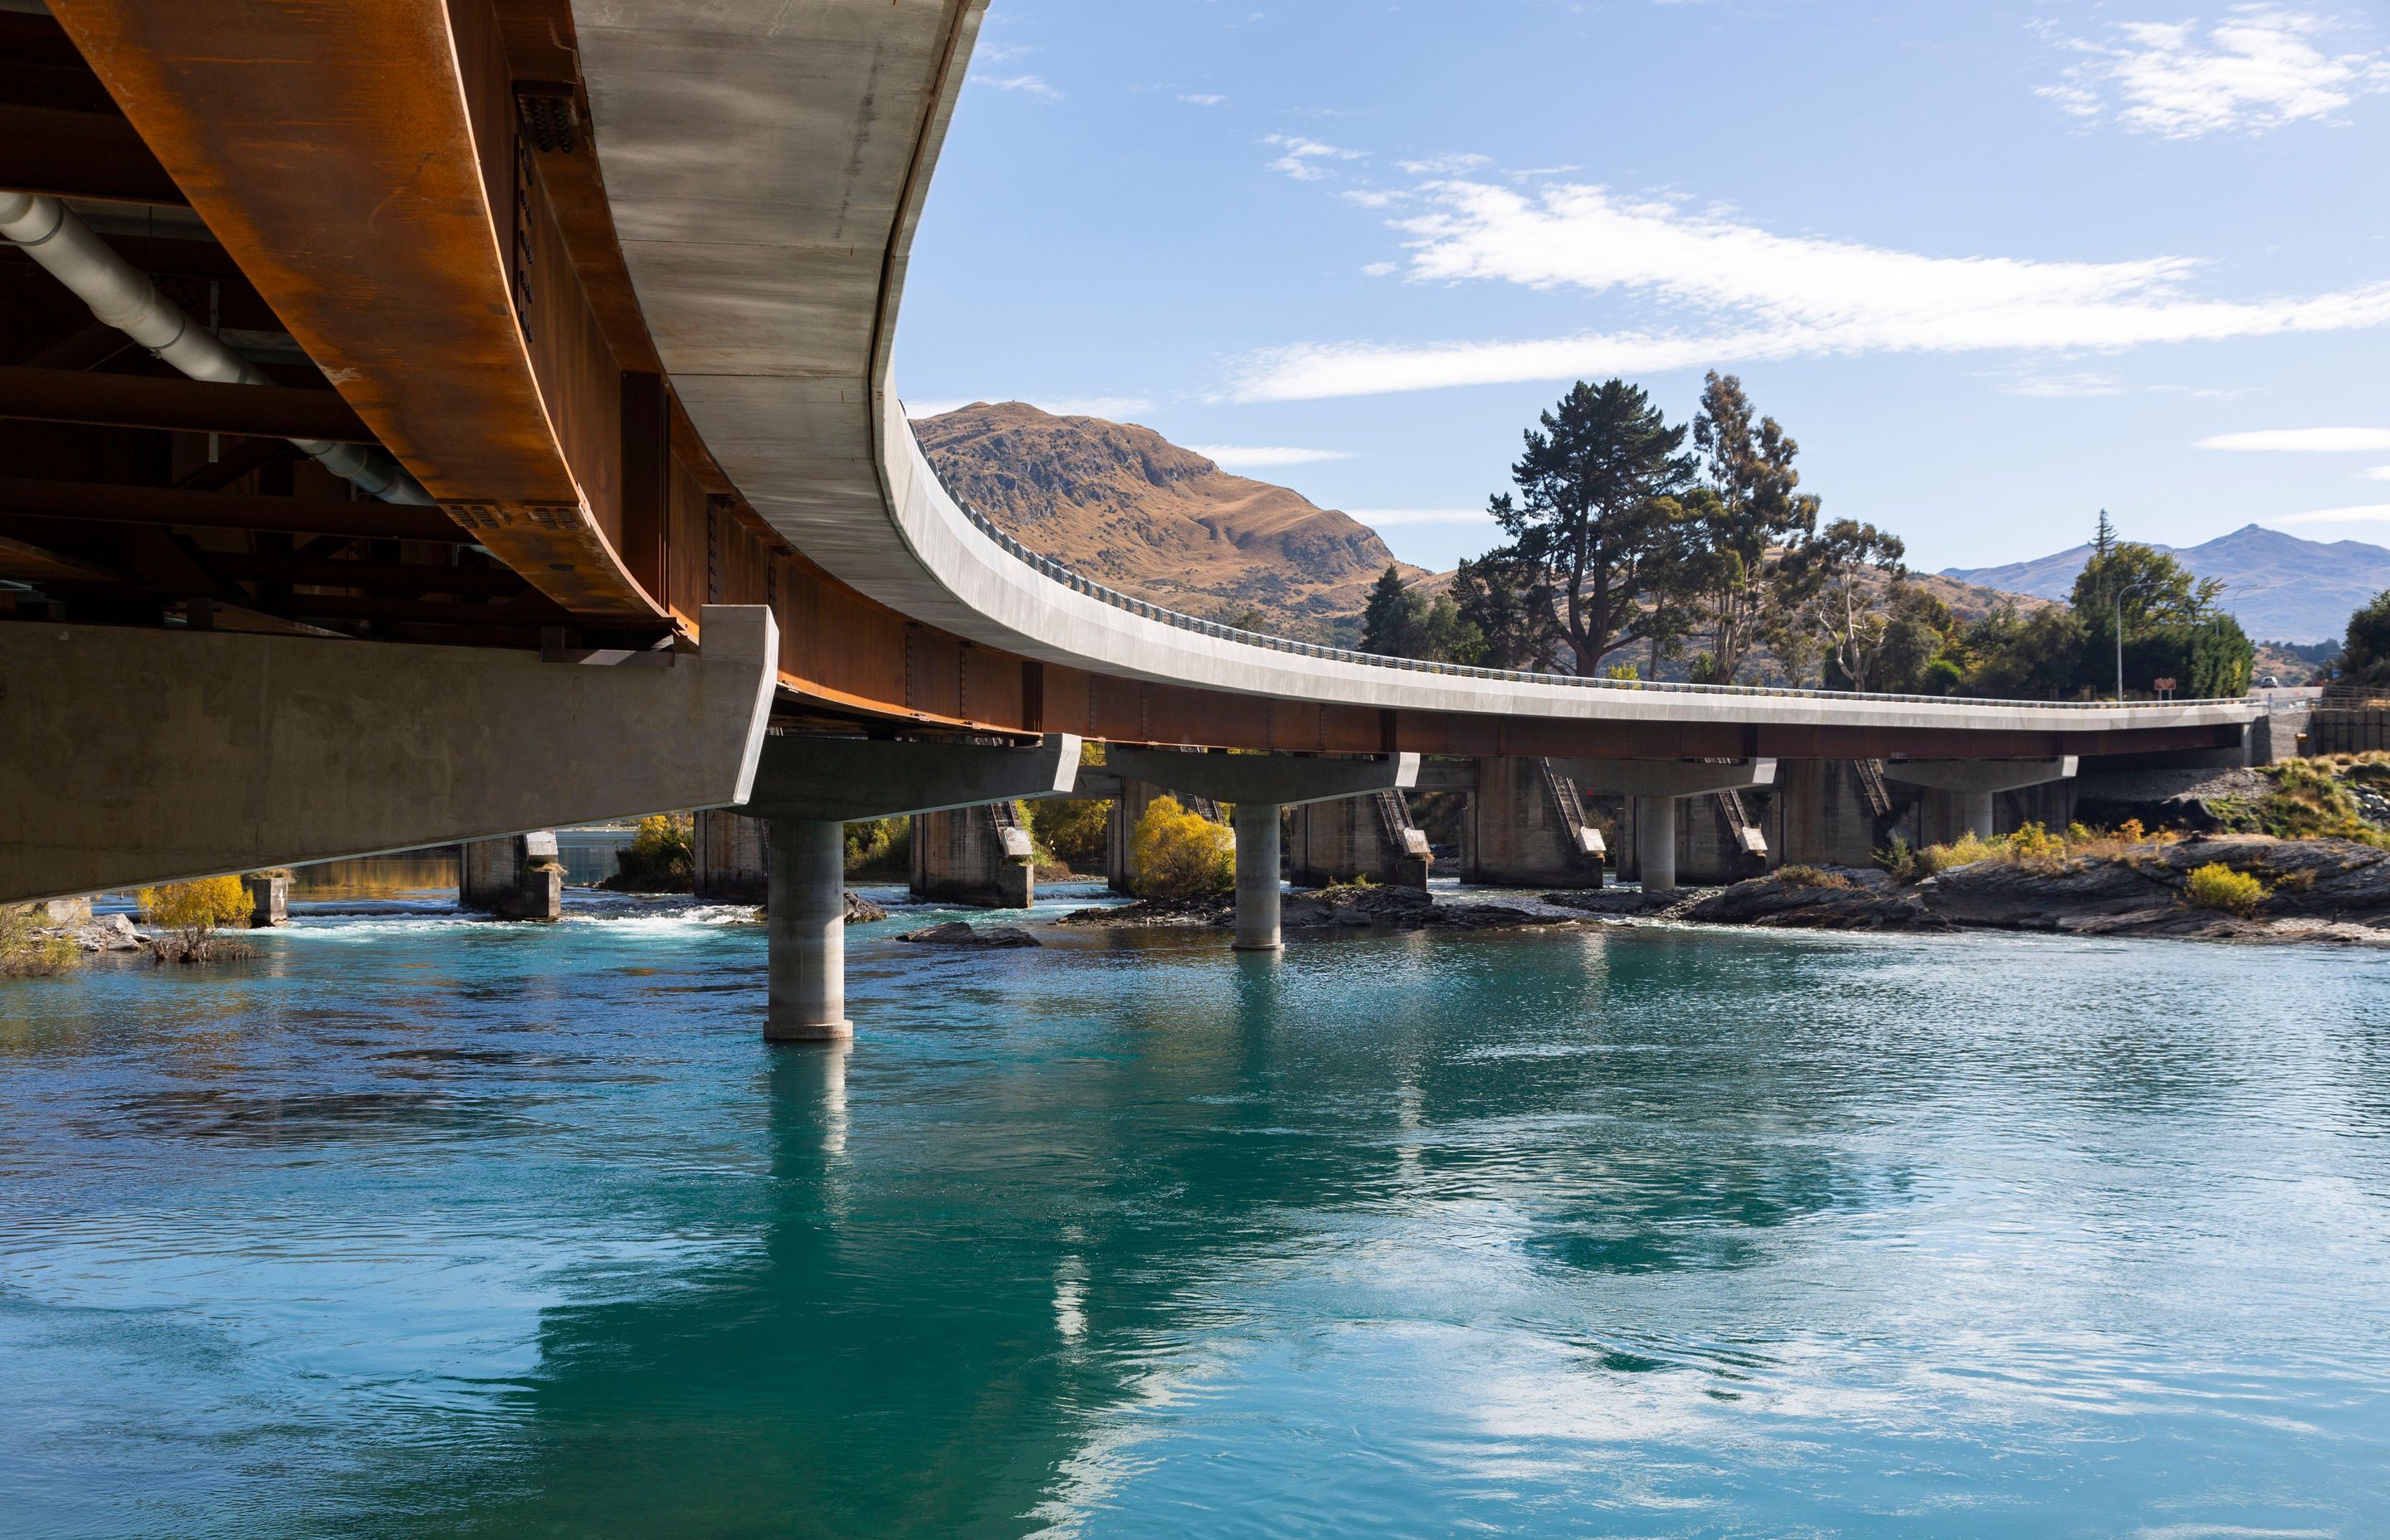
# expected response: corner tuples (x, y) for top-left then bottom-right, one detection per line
(0, 365), (376, 441)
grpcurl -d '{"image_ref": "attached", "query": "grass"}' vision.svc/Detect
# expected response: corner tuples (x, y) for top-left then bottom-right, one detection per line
(1877, 820), (2174, 885)
(2207, 760), (2390, 848)
(1775, 865), (1855, 889)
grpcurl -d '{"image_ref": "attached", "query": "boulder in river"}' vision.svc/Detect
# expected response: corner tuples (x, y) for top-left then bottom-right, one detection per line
(897, 920), (1041, 948)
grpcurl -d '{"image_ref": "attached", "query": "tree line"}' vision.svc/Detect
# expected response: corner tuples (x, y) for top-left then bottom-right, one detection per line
(1358, 374), (2254, 700)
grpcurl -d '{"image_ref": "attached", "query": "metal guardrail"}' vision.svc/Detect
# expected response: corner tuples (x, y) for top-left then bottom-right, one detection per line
(922, 449), (2245, 714)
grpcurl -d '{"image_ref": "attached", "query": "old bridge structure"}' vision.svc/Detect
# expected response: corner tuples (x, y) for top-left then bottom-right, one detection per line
(2, 1), (2261, 1036)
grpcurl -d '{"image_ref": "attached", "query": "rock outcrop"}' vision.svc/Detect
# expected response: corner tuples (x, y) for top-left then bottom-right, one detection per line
(1684, 837), (2390, 944)
(897, 920), (1040, 948)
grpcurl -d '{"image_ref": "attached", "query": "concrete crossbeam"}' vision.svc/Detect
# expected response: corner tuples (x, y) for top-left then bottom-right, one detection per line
(0, 606), (778, 904)
(1558, 758), (1778, 798)
(1104, 748), (1418, 807)
(1881, 757), (2080, 795)
(738, 733), (1080, 822)
(1884, 757), (2077, 841)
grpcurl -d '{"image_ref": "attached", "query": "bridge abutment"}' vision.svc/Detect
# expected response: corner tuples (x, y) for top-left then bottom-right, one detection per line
(1288, 794), (1431, 888)
(910, 803), (1035, 909)
(1459, 757), (1606, 888)
(695, 809), (771, 904)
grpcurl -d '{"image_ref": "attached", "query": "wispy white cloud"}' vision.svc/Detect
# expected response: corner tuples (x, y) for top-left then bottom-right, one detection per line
(2199, 426), (2390, 450)
(1178, 92), (1227, 106)
(1395, 153), (1493, 175)
(2366, 465), (2390, 480)
(2266, 502), (2390, 523)
(1231, 178), (2390, 401)
(976, 73), (1061, 100)
(2039, 7), (2390, 138)
(1347, 508), (1497, 527)
(1264, 134), (1367, 181)
(1190, 444), (1352, 468)
(1999, 370), (2128, 398)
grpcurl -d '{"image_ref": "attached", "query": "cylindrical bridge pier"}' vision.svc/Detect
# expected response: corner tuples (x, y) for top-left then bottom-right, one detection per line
(1232, 802), (1284, 952)
(767, 817), (851, 1042)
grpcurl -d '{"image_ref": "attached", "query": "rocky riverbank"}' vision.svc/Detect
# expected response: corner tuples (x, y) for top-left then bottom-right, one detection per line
(1685, 835), (2390, 944)
(1059, 883), (1592, 933)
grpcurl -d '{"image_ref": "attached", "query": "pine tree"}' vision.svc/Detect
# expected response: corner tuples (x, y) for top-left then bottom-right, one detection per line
(2093, 509), (2117, 562)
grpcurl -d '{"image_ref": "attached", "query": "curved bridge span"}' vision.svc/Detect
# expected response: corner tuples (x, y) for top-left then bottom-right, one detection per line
(2, 1), (2272, 1026)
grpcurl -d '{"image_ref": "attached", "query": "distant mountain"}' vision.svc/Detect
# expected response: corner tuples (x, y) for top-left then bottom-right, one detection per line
(915, 402), (1417, 641)
(1944, 524), (2390, 644)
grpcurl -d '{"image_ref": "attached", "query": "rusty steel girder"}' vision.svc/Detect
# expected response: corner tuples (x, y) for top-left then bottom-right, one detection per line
(46, 0), (656, 620)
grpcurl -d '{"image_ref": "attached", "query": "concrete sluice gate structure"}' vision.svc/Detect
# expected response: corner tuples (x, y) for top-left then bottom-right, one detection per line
(1, 2), (2272, 1040)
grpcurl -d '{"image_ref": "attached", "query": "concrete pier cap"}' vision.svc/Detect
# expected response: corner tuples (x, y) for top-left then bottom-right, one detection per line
(1557, 758), (1777, 895)
(1105, 748), (1421, 953)
(1884, 757), (2078, 841)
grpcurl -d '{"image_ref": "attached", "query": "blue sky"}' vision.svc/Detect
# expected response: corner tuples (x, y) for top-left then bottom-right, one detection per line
(895, 2), (2390, 574)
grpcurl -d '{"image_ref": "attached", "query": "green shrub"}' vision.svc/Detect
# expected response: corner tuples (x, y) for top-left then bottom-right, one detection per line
(1, 904), (81, 977)
(1027, 797), (1110, 874)
(612, 812), (695, 891)
(1129, 795), (1234, 899)
(845, 816), (911, 880)
(136, 875), (255, 963)
(2184, 861), (2266, 917)
(139, 875), (251, 931)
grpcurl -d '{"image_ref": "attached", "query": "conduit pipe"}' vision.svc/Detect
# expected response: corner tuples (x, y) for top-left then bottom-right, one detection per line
(0, 191), (433, 505)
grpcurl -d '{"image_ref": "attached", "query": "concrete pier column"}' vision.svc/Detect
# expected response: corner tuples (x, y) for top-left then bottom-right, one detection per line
(1946, 789), (1997, 841)
(695, 808), (771, 903)
(1632, 796), (1679, 893)
(242, 872), (289, 928)
(461, 831), (563, 921)
(1232, 802), (1284, 951)
(767, 817), (851, 1043)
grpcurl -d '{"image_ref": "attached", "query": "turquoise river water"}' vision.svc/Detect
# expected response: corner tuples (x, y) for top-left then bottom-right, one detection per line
(3, 882), (2388, 1538)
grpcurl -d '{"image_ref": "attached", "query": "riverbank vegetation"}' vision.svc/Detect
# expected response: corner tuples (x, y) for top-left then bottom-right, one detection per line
(845, 817), (910, 880)
(1129, 796), (1234, 899)
(607, 813), (695, 891)
(1357, 375), (2252, 700)
(137, 877), (255, 964)
(2, 905), (83, 977)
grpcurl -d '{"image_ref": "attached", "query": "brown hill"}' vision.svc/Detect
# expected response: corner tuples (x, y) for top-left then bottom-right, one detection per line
(914, 402), (1417, 641)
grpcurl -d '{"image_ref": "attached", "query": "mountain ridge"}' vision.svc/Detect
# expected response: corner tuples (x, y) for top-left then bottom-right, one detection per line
(1944, 524), (2388, 644)
(915, 401), (1419, 642)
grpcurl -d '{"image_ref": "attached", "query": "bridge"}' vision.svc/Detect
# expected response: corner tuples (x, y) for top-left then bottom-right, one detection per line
(2, 1), (2262, 1036)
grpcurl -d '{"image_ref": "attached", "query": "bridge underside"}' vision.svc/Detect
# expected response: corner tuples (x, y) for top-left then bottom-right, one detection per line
(0, 2), (2257, 909)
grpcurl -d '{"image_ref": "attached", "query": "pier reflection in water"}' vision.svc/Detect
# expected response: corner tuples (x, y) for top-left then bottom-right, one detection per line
(1, 901), (2387, 1538)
